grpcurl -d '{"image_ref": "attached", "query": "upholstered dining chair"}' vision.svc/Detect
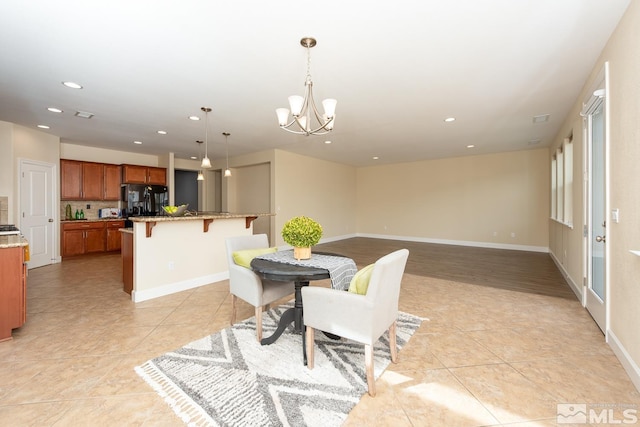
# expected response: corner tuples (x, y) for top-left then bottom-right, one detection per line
(225, 234), (295, 341)
(301, 248), (409, 397)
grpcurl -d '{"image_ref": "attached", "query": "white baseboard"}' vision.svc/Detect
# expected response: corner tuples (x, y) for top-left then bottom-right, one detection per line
(548, 249), (583, 301)
(608, 329), (640, 392)
(354, 233), (549, 253)
(132, 271), (228, 303)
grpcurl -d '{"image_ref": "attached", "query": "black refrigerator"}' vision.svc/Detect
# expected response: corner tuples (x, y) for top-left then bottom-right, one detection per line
(120, 184), (168, 217)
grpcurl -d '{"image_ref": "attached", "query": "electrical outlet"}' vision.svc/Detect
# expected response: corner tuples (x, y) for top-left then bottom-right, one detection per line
(168, 261), (175, 270)
(86, 204), (90, 209)
(511, 232), (516, 238)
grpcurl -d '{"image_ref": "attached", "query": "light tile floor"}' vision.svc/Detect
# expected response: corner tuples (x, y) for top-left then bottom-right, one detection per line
(1, 254), (638, 426)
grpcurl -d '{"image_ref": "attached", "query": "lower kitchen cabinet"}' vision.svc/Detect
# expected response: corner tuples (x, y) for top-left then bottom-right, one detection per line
(62, 221), (105, 257)
(0, 244), (27, 342)
(61, 220), (126, 257)
(106, 221), (125, 251)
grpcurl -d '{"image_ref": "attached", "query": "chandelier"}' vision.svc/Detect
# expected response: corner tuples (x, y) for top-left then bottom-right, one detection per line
(201, 107), (212, 168)
(276, 37), (336, 136)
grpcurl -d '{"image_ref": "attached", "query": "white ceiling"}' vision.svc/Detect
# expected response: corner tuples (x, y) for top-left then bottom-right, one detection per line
(0, 0), (630, 167)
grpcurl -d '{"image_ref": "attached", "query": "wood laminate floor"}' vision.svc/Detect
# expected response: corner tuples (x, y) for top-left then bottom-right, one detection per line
(0, 238), (638, 426)
(316, 237), (576, 299)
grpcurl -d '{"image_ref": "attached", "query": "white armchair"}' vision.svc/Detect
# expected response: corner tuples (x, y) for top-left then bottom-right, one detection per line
(301, 248), (409, 397)
(226, 234), (295, 341)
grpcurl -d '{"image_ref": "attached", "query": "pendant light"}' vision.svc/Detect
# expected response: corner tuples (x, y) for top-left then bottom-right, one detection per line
(196, 140), (205, 180)
(201, 107), (212, 168)
(223, 132), (231, 177)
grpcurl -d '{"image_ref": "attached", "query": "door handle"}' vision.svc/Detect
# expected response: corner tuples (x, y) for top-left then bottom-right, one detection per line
(48, 218), (54, 222)
(596, 235), (606, 243)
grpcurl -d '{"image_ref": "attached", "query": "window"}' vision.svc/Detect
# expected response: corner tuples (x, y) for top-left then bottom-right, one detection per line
(563, 137), (573, 226)
(551, 134), (573, 227)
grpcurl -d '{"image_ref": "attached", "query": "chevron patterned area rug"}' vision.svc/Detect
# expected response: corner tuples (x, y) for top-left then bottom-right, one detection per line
(135, 303), (422, 426)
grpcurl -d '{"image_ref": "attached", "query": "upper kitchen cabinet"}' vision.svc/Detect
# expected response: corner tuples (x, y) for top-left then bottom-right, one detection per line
(103, 164), (122, 201)
(121, 164), (166, 185)
(61, 160), (121, 201)
(61, 160), (104, 200)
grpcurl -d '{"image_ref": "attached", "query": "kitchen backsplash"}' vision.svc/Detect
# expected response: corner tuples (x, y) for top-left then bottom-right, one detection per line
(0, 196), (8, 224)
(60, 200), (121, 220)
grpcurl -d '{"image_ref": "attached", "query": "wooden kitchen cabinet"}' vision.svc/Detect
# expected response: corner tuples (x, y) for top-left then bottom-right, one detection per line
(61, 159), (83, 199)
(0, 245), (27, 342)
(147, 167), (166, 185)
(61, 159), (110, 201)
(61, 221), (106, 257)
(121, 164), (166, 185)
(106, 220), (125, 251)
(103, 164), (122, 200)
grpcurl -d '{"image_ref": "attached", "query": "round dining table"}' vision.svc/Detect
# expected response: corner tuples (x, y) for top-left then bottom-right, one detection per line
(250, 252), (344, 364)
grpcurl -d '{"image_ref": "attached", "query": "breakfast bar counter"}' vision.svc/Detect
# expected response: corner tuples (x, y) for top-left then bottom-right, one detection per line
(126, 213), (272, 302)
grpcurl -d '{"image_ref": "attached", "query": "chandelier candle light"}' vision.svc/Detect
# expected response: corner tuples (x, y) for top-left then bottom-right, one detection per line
(276, 37), (337, 136)
(201, 107), (212, 168)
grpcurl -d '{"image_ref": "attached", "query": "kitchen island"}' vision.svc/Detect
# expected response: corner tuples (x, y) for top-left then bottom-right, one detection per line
(124, 213), (272, 302)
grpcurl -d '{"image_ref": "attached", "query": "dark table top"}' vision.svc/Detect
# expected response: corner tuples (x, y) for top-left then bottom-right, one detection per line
(250, 251), (344, 282)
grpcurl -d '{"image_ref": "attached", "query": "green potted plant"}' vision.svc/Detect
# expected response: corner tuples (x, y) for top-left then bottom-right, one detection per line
(281, 216), (323, 260)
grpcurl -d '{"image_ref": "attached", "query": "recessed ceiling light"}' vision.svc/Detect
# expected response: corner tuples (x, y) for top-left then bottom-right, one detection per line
(532, 114), (550, 123)
(528, 139), (541, 145)
(372, 156), (379, 160)
(133, 140), (143, 145)
(37, 125), (50, 129)
(190, 156), (197, 160)
(62, 81), (82, 89)
(188, 116), (200, 121)
(444, 117), (456, 123)
(324, 140), (332, 144)
(157, 130), (167, 135)
(47, 107), (63, 113)
(466, 144), (475, 148)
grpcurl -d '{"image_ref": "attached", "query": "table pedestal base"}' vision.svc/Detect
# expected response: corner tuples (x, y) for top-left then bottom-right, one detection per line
(261, 280), (309, 363)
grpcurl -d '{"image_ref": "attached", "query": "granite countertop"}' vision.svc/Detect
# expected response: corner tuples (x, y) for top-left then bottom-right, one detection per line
(61, 218), (125, 222)
(129, 213), (273, 222)
(0, 235), (29, 249)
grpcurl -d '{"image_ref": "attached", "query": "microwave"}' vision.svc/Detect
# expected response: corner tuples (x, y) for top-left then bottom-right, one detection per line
(99, 208), (120, 218)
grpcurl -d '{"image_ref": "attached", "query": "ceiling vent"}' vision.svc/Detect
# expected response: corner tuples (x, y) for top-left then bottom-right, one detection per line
(75, 111), (94, 119)
(532, 114), (550, 123)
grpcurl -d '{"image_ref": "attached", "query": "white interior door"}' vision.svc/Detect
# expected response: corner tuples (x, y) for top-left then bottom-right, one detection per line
(584, 68), (608, 333)
(20, 159), (56, 269)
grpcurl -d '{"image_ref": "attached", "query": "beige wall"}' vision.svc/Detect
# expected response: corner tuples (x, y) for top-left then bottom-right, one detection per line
(60, 142), (159, 166)
(0, 122), (60, 224)
(550, 1), (640, 388)
(273, 150), (357, 247)
(232, 163), (271, 238)
(0, 122), (14, 222)
(357, 149), (550, 250)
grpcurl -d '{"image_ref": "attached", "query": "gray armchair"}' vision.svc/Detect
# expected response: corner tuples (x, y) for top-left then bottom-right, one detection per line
(301, 248), (409, 396)
(225, 234), (295, 341)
